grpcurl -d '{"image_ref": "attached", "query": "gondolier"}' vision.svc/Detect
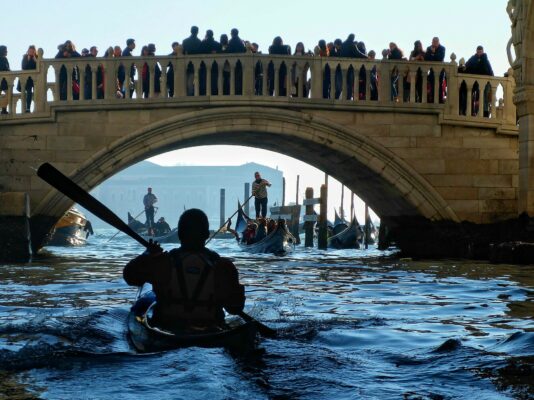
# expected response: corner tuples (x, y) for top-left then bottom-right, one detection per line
(252, 171), (271, 219)
(143, 187), (158, 230)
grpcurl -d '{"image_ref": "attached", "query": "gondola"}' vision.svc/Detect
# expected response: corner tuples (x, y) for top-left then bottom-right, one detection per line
(328, 215), (363, 249)
(47, 208), (93, 246)
(127, 212), (179, 243)
(235, 202), (296, 255)
(127, 289), (258, 353)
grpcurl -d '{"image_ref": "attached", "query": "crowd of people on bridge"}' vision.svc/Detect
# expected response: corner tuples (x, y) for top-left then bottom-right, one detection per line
(0, 28), (495, 116)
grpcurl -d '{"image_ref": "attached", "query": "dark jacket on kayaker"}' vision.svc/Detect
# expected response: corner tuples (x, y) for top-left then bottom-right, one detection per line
(123, 209), (245, 329)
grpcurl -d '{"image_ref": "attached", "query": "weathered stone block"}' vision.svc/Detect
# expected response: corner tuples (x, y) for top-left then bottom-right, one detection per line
(46, 136), (85, 151)
(408, 159), (446, 174)
(425, 174), (474, 186)
(479, 148), (518, 159)
(479, 199), (517, 213)
(390, 124), (440, 137)
(416, 137), (463, 148)
(436, 187), (479, 200)
(499, 160), (519, 174)
(463, 137), (511, 149)
(473, 175), (513, 187)
(478, 187), (517, 200)
(448, 199), (479, 213)
(444, 160), (499, 174)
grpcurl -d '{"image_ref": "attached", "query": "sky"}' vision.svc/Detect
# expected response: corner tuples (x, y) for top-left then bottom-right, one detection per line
(2, 0), (513, 223)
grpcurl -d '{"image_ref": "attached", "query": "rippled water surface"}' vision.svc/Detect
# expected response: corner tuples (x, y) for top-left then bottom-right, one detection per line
(1, 230), (533, 399)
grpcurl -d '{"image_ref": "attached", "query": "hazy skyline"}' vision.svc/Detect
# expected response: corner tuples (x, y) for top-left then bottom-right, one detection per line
(2, 0), (512, 222)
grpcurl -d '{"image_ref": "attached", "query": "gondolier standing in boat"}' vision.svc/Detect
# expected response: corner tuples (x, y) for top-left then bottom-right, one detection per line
(252, 171), (271, 219)
(123, 208), (246, 330)
(143, 187), (158, 232)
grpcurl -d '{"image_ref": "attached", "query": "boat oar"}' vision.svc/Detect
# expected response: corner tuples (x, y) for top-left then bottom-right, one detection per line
(37, 162), (150, 248)
(205, 193), (254, 244)
(108, 208), (145, 242)
(37, 162), (276, 338)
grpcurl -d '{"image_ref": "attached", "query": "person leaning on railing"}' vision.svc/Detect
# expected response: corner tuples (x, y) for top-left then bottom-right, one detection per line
(464, 45), (495, 117)
(424, 37), (446, 103)
(0, 45), (10, 114)
(19, 45), (37, 112)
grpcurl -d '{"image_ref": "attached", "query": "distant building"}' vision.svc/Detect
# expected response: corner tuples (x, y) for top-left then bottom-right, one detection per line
(85, 161), (284, 229)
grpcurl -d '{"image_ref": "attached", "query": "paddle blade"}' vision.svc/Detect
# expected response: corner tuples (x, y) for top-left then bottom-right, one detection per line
(37, 162), (149, 248)
(238, 311), (277, 338)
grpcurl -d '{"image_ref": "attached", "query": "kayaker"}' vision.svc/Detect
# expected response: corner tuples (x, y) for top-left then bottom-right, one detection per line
(123, 208), (246, 330)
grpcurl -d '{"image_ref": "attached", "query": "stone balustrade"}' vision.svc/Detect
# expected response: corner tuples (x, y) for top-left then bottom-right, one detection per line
(0, 49), (517, 133)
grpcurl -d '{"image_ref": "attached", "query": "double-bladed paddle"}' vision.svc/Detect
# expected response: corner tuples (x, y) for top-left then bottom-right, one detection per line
(37, 162), (276, 338)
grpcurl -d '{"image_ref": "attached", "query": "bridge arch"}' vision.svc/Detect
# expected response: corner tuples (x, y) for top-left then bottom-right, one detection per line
(34, 107), (458, 224)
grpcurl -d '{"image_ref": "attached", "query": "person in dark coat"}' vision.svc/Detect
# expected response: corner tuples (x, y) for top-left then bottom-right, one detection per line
(200, 29), (221, 54)
(267, 36), (290, 96)
(409, 40), (425, 102)
(0, 45), (9, 114)
(183, 26), (202, 96)
(147, 43), (161, 96)
(226, 28), (245, 94)
(198, 30), (220, 95)
(340, 34), (358, 58)
(465, 46), (494, 117)
(122, 38), (136, 97)
(123, 209), (246, 330)
(20, 45), (37, 112)
(387, 42), (404, 101)
(227, 28), (246, 53)
(167, 42), (182, 97)
(182, 26), (202, 55)
(465, 45), (494, 76)
(424, 37), (446, 103)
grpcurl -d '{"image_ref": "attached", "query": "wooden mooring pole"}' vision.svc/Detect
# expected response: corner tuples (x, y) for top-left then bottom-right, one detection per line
(282, 177), (286, 206)
(220, 188), (226, 228)
(304, 187), (315, 247)
(364, 203), (370, 249)
(318, 183), (328, 250)
(296, 175), (300, 205)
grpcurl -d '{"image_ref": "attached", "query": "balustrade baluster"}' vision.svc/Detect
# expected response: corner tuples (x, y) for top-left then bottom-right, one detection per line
(286, 63), (292, 98)
(467, 79), (473, 117)
(79, 67), (86, 101)
(217, 62), (223, 95)
(194, 62), (200, 96)
(20, 77), (27, 112)
(433, 70), (439, 104)
(262, 62), (268, 97)
(91, 66), (97, 100)
(490, 84), (497, 120)
(230, 62), (235, 96)
(160, 62), (167, 98)
(409, 70), (416, 103)
(66, 66), (73, 101)
(329, 66), (335, 100)
(149, 62), (155, 98)
(207, 62), (212, 96)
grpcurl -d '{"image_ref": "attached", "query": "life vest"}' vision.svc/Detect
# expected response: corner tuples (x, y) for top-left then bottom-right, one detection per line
(154, 250), (222, 328)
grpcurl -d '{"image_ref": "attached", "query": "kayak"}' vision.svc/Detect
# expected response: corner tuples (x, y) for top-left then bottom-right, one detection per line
(127, 291), (258, 353)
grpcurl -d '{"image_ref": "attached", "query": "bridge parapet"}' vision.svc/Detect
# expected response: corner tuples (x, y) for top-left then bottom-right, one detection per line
(0, 50), (517, 134)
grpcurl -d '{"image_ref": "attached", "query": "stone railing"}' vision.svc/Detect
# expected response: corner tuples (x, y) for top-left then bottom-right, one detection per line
(0, 49), (517, 133)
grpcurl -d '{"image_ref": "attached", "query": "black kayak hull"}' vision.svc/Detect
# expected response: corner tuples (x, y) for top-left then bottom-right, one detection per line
(127, 292), (258, 353)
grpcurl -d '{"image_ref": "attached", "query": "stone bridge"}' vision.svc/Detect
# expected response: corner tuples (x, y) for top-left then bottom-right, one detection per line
(0, 50), (523, 260)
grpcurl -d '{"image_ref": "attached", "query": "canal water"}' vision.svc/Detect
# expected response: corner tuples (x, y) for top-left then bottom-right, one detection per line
(0, 230), (532, 399)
